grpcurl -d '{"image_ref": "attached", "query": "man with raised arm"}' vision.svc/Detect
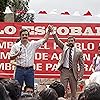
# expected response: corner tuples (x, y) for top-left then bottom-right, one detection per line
(52, 26), (84, 100)
(9, 25), (52, 90)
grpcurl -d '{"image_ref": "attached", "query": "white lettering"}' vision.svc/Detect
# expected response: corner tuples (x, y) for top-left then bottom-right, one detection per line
(83, 54), (90, 61)
(0, 52), (10, 59)
(1, 25), (100, 36)
(75, 43), (94, 50)
(69, 27), (82, 35)
(4, 26), (16, 34)
(0, 42), (14, 49)
(39, 43), (50, 49)
(33, 63), (42, 71)
(46, 63), (58, 71)
(53, 43), (59, 49)
(51, 53), (59, 60)
(0, 30), (4, 34)
(83, 27), (94, 35)
(35, 26), (45, 35)
(51, 53), (62, 60)
(57, 27), (69, 35)
(35, 53), (48, 60)
(95, 27), (100, 36)
(0, 63), (15, 70)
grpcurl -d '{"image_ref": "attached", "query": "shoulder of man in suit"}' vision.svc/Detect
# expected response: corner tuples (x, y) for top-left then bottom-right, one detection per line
(75, 47), (82, 52)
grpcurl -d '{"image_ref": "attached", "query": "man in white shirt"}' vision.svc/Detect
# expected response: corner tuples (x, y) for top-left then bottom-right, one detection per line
(10, 25), (52, 89)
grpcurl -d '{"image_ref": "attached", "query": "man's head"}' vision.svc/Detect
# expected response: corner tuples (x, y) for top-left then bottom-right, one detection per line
(39, 88), (58, 100)
(24, 85), (34, 95)
(20, 29), (29, 42)
(84, 82), (100, 100)
(1, 79), (21, 100)
(49, 81), (65, 97)
(67, 36), (75, 47)
(0, 82), (11, 100)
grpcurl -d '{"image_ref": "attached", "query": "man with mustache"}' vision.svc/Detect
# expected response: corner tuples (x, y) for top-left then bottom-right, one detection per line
(52, 29), (85, 100)
(9, 25), (52, 90)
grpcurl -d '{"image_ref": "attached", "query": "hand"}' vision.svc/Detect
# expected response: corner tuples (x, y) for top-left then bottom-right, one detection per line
(47, 25), (54, 33)
(15, 51), (21, 56)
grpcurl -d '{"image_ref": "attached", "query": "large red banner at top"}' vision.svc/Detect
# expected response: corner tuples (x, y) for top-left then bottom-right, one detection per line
(0, 22), (100, 78)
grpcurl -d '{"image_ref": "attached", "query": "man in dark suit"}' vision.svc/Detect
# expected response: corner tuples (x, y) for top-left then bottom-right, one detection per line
(52, 29), (85, 100)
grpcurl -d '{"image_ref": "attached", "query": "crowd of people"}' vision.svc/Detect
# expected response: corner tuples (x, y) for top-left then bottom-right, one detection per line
(0, 25), (100, 100)
(1, 78), (100, 100)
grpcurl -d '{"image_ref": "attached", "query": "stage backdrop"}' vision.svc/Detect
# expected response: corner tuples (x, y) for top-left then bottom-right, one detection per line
(0, 22), (100, 79)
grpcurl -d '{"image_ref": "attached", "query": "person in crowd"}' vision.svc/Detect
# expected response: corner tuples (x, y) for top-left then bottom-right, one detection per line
(39, 88), (58, 100)
(9, 25), (53, 89)
(1, 79), (21, 100)
(92, 46), (100, 72)
(78, 92), (85, 100)
(0, 82), (11, 100)
(22, 85), (34, 97)
(49, 81), (65, 99)
(88, 71), (100, 85)
(52, 27), (85, 100)
(0, 79), (21, 100)
(84, 82), (100, 100)
(19, 94), (42, 100)
(24, 85), (34, 94)
(88, 46), (100, 85)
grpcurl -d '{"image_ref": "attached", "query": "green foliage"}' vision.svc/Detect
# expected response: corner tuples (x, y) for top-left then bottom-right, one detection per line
(0, 0), (8, 12)
(7, 0), (29, 22)
(0, 0), (8, 21)
(0, 0), (30, 22)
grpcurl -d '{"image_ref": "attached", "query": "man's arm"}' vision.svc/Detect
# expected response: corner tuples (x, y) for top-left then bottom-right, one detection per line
(10, 45), (21, 60)
(32, 25), (53, 49)
(42, 25), (52, 44)
(10, 52), (21, 60)
(78, 51), (85, 80)
(52, 28), (64, 50)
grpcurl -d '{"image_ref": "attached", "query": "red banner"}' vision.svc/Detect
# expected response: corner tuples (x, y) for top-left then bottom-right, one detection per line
(0, 22), (100, 78)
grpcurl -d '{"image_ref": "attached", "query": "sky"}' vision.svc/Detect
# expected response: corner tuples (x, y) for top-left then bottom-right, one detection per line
(29, 0), (100, 15)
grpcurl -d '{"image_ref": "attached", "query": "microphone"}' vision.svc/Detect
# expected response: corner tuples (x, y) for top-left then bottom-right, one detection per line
(20, 44), (22, 51)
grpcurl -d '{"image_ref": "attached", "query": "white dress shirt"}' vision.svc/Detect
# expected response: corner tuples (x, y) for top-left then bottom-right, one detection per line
(93, 56), (100, 71)
(10, 39), (45, 67)
(63, 47), (74, 68)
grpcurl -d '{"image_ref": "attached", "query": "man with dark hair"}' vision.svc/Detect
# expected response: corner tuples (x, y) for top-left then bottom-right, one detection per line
(84, 82), (100, 100)
(0, 79), (21, 100)
(39, 88), (58, 100)
(9, 25), (52, 89)
(23, 85), (34, 97)
(49, 81), (65, 97)
(0, 82), (11, 100)
(52, 28), (85, 100)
